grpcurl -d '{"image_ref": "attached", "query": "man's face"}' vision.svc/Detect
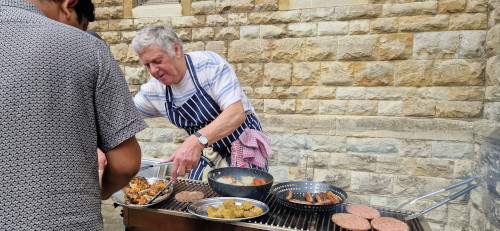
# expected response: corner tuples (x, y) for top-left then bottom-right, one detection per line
(139, 44), (186, 86)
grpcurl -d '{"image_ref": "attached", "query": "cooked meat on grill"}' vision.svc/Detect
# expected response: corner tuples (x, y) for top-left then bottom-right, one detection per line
(286, 190), (293, 200)
(371, 217), (410, 231)
(326, 191), (340, 203)
(304, 192), (314, 203)
(174, 191), (205, 202)
(315, 193), (323, 202)
(288, 199), (313, 205)
(346, 204), (381, 219)
(331, 213), (371, 231)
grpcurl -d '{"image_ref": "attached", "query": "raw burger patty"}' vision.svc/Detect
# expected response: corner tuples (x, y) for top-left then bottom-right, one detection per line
(346, 204), (381, 219)
(331, 213), (371, 231)
(174, 191), (205, 202)
(371, 217), (410, 231)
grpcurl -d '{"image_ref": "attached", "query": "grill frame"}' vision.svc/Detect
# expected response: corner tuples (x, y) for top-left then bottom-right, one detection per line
(121, 178), (432, 231)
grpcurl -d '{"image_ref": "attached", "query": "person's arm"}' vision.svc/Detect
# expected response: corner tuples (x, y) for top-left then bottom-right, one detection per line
(166, 101), (245, 183)
(100, 136), (142, 199)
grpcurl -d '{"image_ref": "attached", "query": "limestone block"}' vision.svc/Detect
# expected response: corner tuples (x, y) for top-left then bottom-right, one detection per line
(228, 39), (270, 62)
(320, 62), (352, 86)
(459, 31), (486, 58)
(313, 168), (351, 191)
(255, 0), (279, 11)
(336, 116), (471, 133)
(191, 1), (216, 15)
(413, 31), (460, 59)
(376, 156), (413, 174)
(274, 86), (308, 99)
(288, 23), (317, 37)
(269, 38), (303, 62)
(399, 15), (449, 32)
(216, 0), (254, 14)
(490, 7), (500, 26)
(254, 86), (275, 98)
(174, 129), (188, 143)
(183, 41), (205, 53)
(99, 31), (121, 44)
(349, 20), (370, 35)
(485, 86), (500, 101)
(95, 6), (123, 20)
(403, 100), (436, 117)
(399, 139), (431, 157)
(121, 31), (137, 44)
(275, 148), (304, 166)
(302, 37), (337, 61)
(319, 100), (347, 115)
(486, 24), (500, 56)
(490, 0), (500, 8)
(466, 0), (488, 12)
(378, 33), (413, 60)
(144, 117), (175, 128)
(370, 17), (398, 34)
(308, 86), (336, 99)
(234, 63), (264, 87)
(290, 166), (314, 181)
(300, 8), (337, 22)
(88, 20), (109, 31)
(351, 61), (394, 86)
(431, 140), (473, 159)
(292, 62), (321, 85)
(433, 59), (483, 86)
(228, 13), (247, 26)
(347, 137), (398, 155)
(338, 35), (378, 61)
(416, 86), (451, 101)
(370, 196), (407, 209)
(259, 24), (287, 38)
(350, 172), (393, 194)
(171, 16), (206, 28)
(191, 27), (214, 41)
(413, 158), (454, 177)
(206, 15), (227, 27)
(108, 19), (134, 31)
(378, 101), (403, 116)
(214, 26), (240, 40)
(110, 43), (128, 62)
(268, 133), (311, 149)
(240, 25), (260, 39)
(175, 28), (192, 42)
(264, 99), (296, 113)
(268, 166), (290, 182)
(436, 101), (483, 118)
(453, 159), (476, 178)
(484, 102), (500, 120)
(102, 0), (122, 6)
(382, 2), (437, 16)
(336, 87), (366, 100)
(129, 85), (141, 96)
(264, 63), (292, 86)
(135, 127), (152, 141)
(318, 21), (349, 36)
(470, 207), (493, 231)
(393, 175), (436, 197)
(296, 100), (319, 114)
(331, 153), (377, 172)
(241, 86), (253, 98)
(305, 151), (331, 168)
(449, 87), (484, 101)
(395, 60), (433, 87)
(438, 0), (467, 13)
(347, 100), (378, 115)
(249, 99), (264, 112)
(205, 41), (227, 58)
(336, 5), (383, 20)
(139, 141), (174, 158)
(124, 65), (148, 84)
(366, 87), (418, 100)
(151, 128), (175, 142)
(450, 13), (488, 30)
(248, 10), (301, 24)
(134, 17), (171, 30)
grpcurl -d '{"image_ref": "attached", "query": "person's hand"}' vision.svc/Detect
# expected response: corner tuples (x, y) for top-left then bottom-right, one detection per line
(165, 135), (204, 183)
(97, 148), (107, 170)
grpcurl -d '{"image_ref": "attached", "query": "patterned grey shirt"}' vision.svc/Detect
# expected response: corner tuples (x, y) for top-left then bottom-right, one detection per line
(0, 0), (148, 230)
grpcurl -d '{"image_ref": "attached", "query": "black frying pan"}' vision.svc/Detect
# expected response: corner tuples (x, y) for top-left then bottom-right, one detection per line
(207, 167), (274, 200)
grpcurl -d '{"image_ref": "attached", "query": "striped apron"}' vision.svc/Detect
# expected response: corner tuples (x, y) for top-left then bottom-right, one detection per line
(164, 54), (267, 180)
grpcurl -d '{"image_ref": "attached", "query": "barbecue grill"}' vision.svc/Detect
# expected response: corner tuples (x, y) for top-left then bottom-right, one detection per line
(120, 178), (432, 231)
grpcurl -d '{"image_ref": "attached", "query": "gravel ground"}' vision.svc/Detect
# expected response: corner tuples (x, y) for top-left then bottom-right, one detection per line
(101, 199), (125, 231)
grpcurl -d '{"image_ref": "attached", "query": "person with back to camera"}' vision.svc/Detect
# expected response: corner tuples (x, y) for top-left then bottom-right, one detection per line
(131, 24), (273, 184)
(0, 0), (148, 229)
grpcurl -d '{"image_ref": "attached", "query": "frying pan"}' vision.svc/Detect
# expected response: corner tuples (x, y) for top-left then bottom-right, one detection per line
(207, 167), (274, 200)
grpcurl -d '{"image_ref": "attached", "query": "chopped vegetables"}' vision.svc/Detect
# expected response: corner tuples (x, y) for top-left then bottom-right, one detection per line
(216, 175), (267, 186)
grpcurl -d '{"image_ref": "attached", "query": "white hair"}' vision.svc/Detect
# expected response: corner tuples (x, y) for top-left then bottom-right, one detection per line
(131, 24), (184, 57)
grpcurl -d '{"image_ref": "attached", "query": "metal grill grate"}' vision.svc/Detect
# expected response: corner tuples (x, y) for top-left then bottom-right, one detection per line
(138, 0), (179, 5)
(150, 179), (430, 231)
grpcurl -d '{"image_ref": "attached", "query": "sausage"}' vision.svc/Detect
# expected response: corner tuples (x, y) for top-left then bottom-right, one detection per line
(314, 200), (334, 205)
(315, 193), (323, 202)
(286, 190), (293, 200)
(326, 191), (339, 203)
(304, 192), (314, 203)
(288, 199), (313, 205)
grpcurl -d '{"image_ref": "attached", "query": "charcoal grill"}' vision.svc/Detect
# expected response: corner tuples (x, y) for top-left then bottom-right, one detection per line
(121, 178), (432, 231)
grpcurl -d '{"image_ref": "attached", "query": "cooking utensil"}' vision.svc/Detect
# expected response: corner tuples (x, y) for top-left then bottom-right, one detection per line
(146, 180), (173, 204)
(140, 161), (173, 171)
(399, 176), (480, 220)
(187, 197), (269, 222)
(207, 167), (274, 200)
(270, 181), (347, 213)
(111, 177), (174, 208)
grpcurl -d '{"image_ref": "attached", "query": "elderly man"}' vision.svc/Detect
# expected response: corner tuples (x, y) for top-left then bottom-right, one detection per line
(0, 0), (147, 230)
(131, 25), (272, 184)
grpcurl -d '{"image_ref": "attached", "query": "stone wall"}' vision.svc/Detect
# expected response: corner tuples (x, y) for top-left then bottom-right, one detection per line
(88, 0), (500, 230)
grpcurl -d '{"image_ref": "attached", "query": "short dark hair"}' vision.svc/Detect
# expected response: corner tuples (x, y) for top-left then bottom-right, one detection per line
(75, 0), (95, 23)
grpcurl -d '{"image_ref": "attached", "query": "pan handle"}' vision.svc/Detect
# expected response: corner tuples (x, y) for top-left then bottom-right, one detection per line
(404, 183), (480, 220)
(397, 176), (478, 210)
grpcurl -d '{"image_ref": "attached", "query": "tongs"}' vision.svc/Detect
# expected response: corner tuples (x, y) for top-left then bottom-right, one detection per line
(139, 155), (215, 171)
(399, 176), (480, 220)
(146, 180), (173, 204)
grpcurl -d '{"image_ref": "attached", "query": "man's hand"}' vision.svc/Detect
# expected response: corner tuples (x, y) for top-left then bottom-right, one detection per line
(165, 135), (204, 183)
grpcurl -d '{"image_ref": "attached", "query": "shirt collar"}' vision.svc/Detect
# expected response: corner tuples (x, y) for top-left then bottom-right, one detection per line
(1, 0), (45, 16)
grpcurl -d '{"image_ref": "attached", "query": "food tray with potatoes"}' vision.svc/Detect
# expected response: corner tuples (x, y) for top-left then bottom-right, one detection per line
(187, 197), (269, 222)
